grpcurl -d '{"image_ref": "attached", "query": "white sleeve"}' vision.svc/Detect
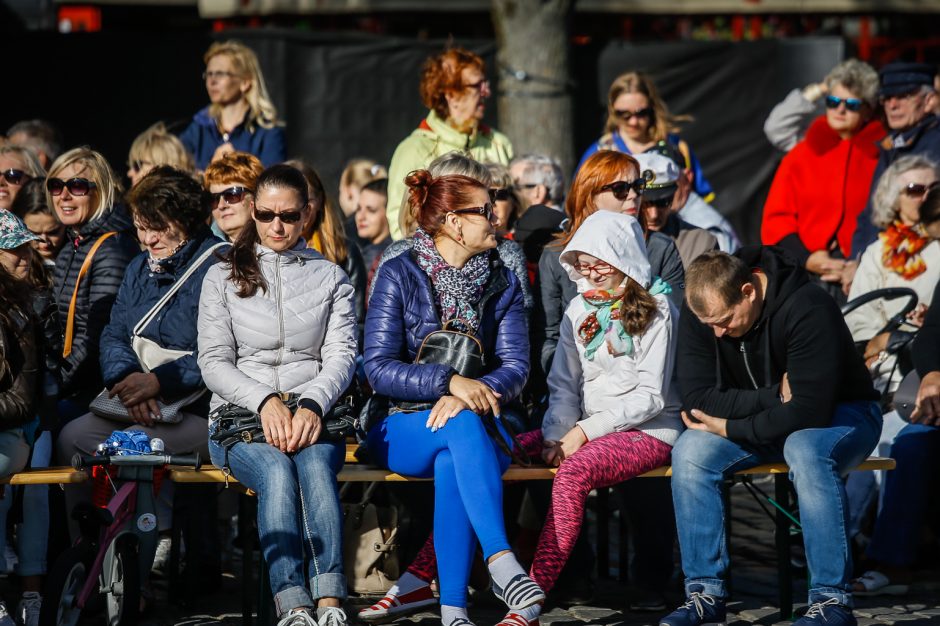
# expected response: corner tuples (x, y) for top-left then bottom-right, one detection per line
(845, 244), (887, 342)
(541, 312), (583, 442)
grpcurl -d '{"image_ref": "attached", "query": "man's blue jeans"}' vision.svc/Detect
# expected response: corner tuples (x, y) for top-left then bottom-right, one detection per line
(671, 401), (881, 607)
(208, 431), (346, 616)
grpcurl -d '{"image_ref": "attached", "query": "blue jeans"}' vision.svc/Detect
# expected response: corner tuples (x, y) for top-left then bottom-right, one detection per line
(671, 401), (881, 607)
(208, 429), (346, 616)
(366, 409), (512, 608)
(866, 422), (940, 567)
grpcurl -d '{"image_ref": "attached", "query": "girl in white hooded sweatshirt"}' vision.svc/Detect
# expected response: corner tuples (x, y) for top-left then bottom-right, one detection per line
(500, 210), (682, 626)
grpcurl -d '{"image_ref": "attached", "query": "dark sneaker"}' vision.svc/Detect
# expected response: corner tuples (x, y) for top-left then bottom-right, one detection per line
(793, 599), (856, 626)
(659, 585), (726, 626)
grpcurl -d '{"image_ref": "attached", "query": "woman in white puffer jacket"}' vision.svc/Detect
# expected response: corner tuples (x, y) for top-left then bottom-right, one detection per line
(198, 164), (357, 626)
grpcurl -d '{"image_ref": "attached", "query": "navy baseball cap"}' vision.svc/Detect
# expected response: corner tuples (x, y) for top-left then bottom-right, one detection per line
(879, 62), (937, 97)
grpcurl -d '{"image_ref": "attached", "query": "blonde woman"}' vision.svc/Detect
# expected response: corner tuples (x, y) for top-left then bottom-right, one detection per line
(578, 71), (714, 202)
(181, 40), (285, 170)
(127, 122), (196, 187)
(0, 145), (45, 212)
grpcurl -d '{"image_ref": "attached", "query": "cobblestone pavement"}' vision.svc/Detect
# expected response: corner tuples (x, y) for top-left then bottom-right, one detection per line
(45, 475), (940, 625)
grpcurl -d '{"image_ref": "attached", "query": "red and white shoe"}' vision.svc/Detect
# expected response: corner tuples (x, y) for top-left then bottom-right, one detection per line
(358, 585), (437, 623)
(497, 611), (540, 626)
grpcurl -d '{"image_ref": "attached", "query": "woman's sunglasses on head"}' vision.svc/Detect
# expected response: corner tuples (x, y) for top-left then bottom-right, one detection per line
(46, 177), (97, 197)
(253, 207), (304, 224)
(825, 95), (863, 112)
(210, 186), (252, 207)
(600, 178), (647, 201)
(1, 169), (30, 186)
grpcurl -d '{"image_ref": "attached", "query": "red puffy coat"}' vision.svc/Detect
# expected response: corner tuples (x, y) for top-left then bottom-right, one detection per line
(762, 115), (885, 260)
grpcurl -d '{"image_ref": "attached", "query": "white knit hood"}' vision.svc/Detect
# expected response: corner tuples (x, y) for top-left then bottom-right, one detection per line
(559, 211), (651, 292)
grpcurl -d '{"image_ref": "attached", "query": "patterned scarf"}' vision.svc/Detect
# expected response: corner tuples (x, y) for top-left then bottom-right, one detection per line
(880, 221), (928, 279)
(413, 228), (491, 333)
(146, 239), (188, 274)
(577, 277), (671, 360)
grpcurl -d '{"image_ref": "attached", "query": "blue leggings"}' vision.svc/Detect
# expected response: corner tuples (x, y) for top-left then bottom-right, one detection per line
(366, 409), (512, 607)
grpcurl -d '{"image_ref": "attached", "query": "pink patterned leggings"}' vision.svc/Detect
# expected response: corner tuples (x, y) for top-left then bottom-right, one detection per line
(405, 427), (672, 594)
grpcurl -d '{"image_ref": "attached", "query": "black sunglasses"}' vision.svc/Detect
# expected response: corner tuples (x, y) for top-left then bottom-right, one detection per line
(489, 188), (512, 202)
(1, 169), (29, 186)
(210, 186), (251, 207)
(253, 207), (304, 224)
(644, 195), (675, 210)
(450, 203), (497, 222)
(902, 182), (938, 198)
(825, 95), (863, 112)
(613, 108), (653, 121)
(46, 177), (97, 197)
(599, 179), (647, 200)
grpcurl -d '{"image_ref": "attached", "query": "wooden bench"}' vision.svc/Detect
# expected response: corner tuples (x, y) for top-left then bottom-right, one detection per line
(1, 449), (895, 622)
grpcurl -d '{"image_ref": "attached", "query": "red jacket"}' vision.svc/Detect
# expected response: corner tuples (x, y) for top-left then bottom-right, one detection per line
(762, 116), (885, 262)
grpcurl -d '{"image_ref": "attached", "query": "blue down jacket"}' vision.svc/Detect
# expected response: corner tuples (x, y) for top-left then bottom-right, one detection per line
(99, 230), (224, 402)
(364, 249), (529, 405)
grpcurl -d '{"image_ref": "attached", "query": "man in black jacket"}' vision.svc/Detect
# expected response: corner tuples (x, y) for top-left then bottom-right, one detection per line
(660, 247), (881, 626)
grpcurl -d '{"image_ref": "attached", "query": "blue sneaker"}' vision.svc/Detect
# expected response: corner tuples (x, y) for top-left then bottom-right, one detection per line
(659, 585), (726, 626)
(793, 598), (856, 626)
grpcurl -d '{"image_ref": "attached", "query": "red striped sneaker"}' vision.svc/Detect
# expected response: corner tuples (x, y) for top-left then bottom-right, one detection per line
(497, 611), (539, 626)
(357, 585), (437, 623)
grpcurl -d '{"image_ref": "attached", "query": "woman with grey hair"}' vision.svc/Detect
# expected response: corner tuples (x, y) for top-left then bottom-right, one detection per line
(762, 58), (885, 302)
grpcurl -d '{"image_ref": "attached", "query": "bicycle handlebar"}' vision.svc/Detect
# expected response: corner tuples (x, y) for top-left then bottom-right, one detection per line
(72, 452), (202, 471)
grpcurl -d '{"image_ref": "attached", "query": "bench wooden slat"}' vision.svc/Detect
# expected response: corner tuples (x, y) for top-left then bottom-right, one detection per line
(3, 467), (88, 485)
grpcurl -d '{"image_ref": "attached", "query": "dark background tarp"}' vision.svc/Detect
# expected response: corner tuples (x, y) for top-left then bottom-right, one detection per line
(6, 30), (842, 245)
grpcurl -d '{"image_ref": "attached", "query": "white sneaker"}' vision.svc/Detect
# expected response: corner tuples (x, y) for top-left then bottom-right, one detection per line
(0, 601), (16, 626)
(151, 535), (172, 574)
(17, 592), (41, 626)
(276, 608), (318, 626)
(317, 607), (347, 626)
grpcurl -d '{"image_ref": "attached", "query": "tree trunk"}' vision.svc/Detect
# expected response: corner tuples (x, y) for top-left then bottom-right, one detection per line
(491, 0), (575, 175)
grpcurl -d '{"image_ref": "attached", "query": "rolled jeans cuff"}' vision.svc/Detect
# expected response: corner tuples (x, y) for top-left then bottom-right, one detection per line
(310, 572), (347, 601)
(810, 587), (853, 609)
(274, 585), (314, 617)
(685, 577), (727, 600)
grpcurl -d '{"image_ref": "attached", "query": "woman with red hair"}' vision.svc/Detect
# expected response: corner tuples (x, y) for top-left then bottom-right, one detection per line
(386, 48), (513, 240)
(363, 170), (537, 626)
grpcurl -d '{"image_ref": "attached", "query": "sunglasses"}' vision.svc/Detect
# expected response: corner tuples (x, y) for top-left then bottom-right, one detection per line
(613, 108), (653, 122)
(253, 207), (304, 224)
(1, 169), (29, 186)
(450, 203), (497, 222)
(902, 182), (938, 198)
(210, 186), (251, 207)
(643, 195), (675, 210)
(46, 177), (97, 197)
(825, 95), (863, 112)
(573, 260), (619, 277)
(489, 188), (512, 202)
(599, 178), (647, 200)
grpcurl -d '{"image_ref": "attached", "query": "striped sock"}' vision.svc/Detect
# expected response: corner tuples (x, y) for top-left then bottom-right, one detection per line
(441, 605), (472, 626)
(488, 553), (525, 590)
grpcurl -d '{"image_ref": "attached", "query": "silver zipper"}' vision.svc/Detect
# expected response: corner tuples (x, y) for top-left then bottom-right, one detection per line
(273, 254), (284, 391)
(740, 342), (759, 389)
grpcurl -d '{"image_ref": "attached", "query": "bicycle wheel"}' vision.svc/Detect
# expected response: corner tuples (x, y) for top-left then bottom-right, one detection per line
(39, 543), (93, 626)
(105, 536), (140, 626)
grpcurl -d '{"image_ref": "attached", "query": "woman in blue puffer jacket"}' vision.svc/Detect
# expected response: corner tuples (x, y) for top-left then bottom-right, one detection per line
(364, 169), (541, 626)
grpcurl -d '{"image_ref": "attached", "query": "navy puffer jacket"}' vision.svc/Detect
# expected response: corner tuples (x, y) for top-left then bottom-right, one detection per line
(99, 230), (225, 407)
(364, 249), (529, 405)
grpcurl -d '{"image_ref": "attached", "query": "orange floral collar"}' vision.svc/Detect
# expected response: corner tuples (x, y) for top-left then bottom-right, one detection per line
(880, 221), (929, 279)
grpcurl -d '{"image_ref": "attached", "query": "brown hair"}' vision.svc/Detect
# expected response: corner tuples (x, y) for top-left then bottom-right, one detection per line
(620, 277), (659, 336)
(126, 166), (211, 237)
(420, 48), (485, 120)
(604, 71), (691, 141)
(405, 169), (487, 236)
(285, 159), (350, 266)
(685, 251), (752, 315)
(203, 151), (264, 189)
(557, 151), (641, 247)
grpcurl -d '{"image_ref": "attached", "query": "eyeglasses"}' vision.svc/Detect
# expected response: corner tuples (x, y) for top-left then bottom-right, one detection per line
(573, 260), (619, 277)
(464, 79), (490, 95)
(613, 108), (653, 122)
(643, 195), (675, 210)
(489, 188), (512, 202)
(128, 160), (152, 172)
(46, 177), (97, 197)
(450, 203), (496, 222)
(253, 207), (304, 224)
(203, 70), (239, 81)
(210, 186), (252, 207)
(513, 183), (538, 192)
(902, 182), (938, 198)
(825, 95), (863, 112)
(599, 178), (647, 200)
(1, 169), (29, 186)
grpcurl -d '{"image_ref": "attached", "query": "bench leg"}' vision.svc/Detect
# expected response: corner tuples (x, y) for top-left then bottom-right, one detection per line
(596, 487), (609, 579)
(775, 474), (793, 620)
